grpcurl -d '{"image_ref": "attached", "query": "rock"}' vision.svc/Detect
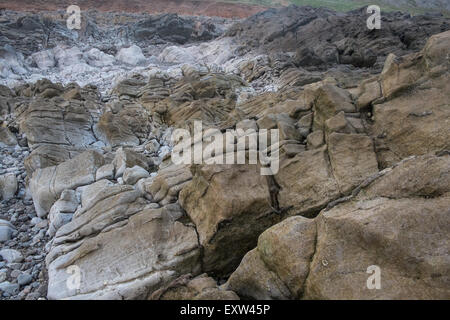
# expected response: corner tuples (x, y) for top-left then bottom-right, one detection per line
(159, 46), (195, 64)
(297, 112), (312, 138)
(276, 147), (340, 216)
(122, 166), (150, 185)
(0, 127), (17, 147)
(0, 281), (20, 296)
(31, 50), (55, 70)
(23, 144), (85, 176)
(228, 153), (450, 300)
(144, 140), (160, 154)
(150, 274), (239, 300)
(306, 130), (324, 149)
(281, 142), (306, 158)
(326, 133), (379, 193)
(313, 84), (355, 131)
(17, 273), (33, 286)
(226, 216), (316, 299)
(19, 95), (101, 149)
(112, 147), (151, 178)
(132, 13), (220, 44)
(47, 190), (79, 237)
(179, 164), (281, 276)
(144, 164), (192, 205)
(0, 219), (15, 242)
(29, 150), (104, 217)
(324, 111), (355, 135)
(95, 164), (115, 181)
(356, 78), (381, 110)
(47, 203), (201, 300)
(371, 31), (450, 168)
(304, 157), (450, 299)
(54, 46), (83, 68)
(0, 173), (18, 201)
(84, 48), (115, 67)
(116, 45), (146, 66)
(0, 249), (23, 263)
(95, 103), (152, 147)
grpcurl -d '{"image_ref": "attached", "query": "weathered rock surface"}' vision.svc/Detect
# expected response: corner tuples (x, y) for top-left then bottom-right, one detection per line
(0, 173), (18, 201)
(47, 202), (201, 300)
(0, 5), (449, 301)
(227, 153), (450, 300)
(29, 150), (104, 217)
(179, 164), (280, 276)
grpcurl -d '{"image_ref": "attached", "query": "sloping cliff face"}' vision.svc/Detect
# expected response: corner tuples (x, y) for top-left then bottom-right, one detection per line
(0, 6), (449, 300)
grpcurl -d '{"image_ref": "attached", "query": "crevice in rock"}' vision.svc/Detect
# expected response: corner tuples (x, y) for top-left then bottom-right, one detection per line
(299, 218), (318, 300)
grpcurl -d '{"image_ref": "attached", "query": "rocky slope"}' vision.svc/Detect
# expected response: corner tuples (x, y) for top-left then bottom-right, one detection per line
(0, 5), (449, 299)
(0, 0), (268, 19)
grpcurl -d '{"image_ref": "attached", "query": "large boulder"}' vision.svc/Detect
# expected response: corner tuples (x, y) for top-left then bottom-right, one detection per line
(0, 173), (18, 201)
(179, 164), (280, 276)
(226, 153), (450, 300)
(0, 219), (15, 242)
(47, 199), (201, 300)
(226, 216), (316, 300)
(29, 150), (105, 217)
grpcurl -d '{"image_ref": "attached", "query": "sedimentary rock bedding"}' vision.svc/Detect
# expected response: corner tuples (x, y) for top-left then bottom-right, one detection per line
(0, 5), (449, 300)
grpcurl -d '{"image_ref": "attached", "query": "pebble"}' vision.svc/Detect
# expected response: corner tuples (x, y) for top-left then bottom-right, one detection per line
(0, 281), (20, 296)
(0, 249), (23, 263)
(17, 273), (33, 286)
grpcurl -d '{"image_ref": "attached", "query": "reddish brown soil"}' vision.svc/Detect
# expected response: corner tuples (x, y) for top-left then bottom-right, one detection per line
(0, 0), (269, 18)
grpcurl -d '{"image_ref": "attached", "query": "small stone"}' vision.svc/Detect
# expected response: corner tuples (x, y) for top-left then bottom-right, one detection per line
(17, 273), (33, 286)
(0, 249), (23, 263)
